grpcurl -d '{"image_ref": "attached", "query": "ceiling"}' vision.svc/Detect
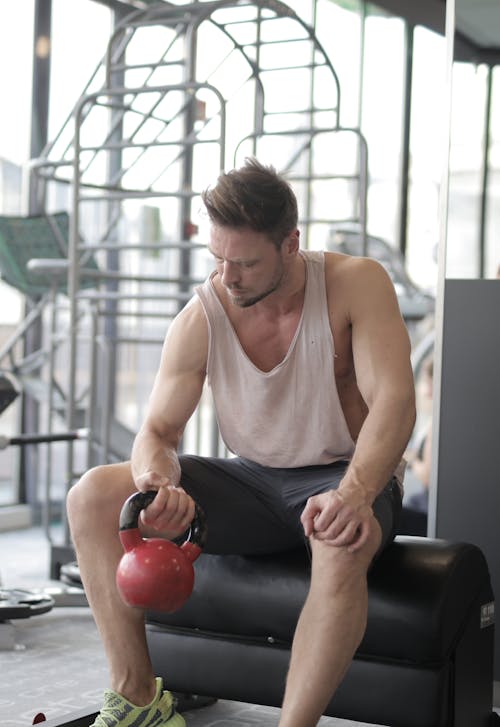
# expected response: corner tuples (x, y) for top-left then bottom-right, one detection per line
(114, 0), (500, 65)
(373, 0), (500, 64)
(455, 0), (500, 54)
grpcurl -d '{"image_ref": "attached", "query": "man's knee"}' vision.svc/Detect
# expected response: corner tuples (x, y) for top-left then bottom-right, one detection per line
(309, 521), (381, 592)
(67, 462), (132, 534)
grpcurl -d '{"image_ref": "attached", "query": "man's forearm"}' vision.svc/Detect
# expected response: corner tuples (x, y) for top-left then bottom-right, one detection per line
(339, 393), (415, 503)
(130, 426), (181, 486)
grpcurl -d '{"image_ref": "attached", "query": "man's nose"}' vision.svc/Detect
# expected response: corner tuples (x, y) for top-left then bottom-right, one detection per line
(221, 261), (240, 286)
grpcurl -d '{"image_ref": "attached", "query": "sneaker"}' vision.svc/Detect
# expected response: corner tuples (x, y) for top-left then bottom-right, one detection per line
(91, 677), (185, 727)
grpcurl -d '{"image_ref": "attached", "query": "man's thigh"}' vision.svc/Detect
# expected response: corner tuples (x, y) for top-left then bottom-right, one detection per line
(179, 455), (402, 556)
(179, 455), (304, 555)
(280, 461), (402, 554)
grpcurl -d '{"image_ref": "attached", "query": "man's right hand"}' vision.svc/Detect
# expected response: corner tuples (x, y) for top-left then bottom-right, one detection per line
(135, 470), (195, 538)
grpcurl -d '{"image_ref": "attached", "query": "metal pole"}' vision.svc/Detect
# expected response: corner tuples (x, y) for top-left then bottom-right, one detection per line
(398, 23), (414, 260)
(478, 66), (493, 279)
(23, 0), (52, 512)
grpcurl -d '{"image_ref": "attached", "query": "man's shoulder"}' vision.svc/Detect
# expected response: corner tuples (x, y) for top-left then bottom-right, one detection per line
(171, 295), (209, 336)
(324, 251), (388, 285)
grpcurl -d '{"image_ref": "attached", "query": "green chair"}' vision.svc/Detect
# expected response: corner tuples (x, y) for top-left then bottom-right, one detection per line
(0, 211), (98, 407)
(0, 211), (98, 300)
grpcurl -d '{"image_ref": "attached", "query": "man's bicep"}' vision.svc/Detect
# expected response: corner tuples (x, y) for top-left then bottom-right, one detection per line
(147, 367), (206, 441)
(144, 301), (208, 440)
(350, 261), (413, 406)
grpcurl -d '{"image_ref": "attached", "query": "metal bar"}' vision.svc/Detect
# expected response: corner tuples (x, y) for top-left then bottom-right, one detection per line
(87, 303), (99, 469)
(304, 0), (318, 249)
(94, 337), (166, 345)
(478, 66), (493, 279)
(78, 291), (195, 301)
(30, 0), (52, 161)
(95, 311), (179, 320)
(73, 269), (202, 284)
(398, 23), (414, 259)
(110, 59), (187, 73)
(77, 189), (197, 200)
(76, 242), (205, 251)
(42, 283), (58, 545)
(95, 130), (217, 165)
(75, 80), (227, 194)
(253, 61), (329, 73)
(64, 93), (87, 545)
(101, 339), (113, 462)
(0, 296), (48, 364)
(23, 0), (53, 512)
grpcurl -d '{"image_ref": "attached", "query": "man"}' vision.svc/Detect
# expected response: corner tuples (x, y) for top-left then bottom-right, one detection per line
(67, 157), (415, 727)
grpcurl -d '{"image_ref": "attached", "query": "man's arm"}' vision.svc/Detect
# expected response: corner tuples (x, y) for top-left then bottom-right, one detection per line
(130, 296), (208, 535)
(302, 257), (416, 550)
(340, 257), (416, 498)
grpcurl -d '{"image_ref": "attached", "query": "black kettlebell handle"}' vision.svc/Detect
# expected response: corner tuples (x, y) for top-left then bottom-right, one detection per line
(119, 490), (208, 550)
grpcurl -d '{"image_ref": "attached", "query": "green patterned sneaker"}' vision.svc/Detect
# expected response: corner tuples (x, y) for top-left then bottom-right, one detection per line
(91, 677), (185, 727)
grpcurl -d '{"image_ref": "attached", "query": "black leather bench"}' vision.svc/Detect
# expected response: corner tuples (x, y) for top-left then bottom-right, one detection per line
(146, 536), (497, 727)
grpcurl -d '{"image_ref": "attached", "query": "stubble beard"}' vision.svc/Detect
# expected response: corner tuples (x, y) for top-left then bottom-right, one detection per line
(230, 267), (285, 308)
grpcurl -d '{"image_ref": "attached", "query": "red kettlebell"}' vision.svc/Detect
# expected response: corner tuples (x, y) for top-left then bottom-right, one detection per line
(116, 490), (207, 613)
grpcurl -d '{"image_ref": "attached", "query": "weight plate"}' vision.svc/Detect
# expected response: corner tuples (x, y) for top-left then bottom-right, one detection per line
(60, 561), (83, 587)
(0, 588), (54, 620)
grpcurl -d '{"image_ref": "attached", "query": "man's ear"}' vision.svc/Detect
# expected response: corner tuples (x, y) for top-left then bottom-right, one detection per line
(284, 229), (300, 255)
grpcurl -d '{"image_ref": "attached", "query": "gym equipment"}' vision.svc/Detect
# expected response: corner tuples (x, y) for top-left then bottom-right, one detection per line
(116, 491), (207, 612)
(0, 424), (89, 608)
(0, 428), (88, 450)
(0, 588), (54, 651)
(0, 372), (20, 415)
(145, 536), (497, 727)
(0, 588), (54, 620)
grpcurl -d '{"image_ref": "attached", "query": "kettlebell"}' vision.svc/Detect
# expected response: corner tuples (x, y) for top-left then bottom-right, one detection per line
(116, 490), (207, 613)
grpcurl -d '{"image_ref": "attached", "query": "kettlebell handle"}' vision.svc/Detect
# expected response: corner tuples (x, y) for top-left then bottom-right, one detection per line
(119, 490), (207, 550)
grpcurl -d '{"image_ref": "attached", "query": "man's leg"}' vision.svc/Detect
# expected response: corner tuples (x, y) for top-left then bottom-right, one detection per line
(66, 462), (158, 707)
(278, 521), (382, 727)
(66, 456), (301, 710)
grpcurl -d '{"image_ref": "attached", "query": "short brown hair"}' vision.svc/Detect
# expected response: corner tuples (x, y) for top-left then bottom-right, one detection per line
(201, 157), (298, 247)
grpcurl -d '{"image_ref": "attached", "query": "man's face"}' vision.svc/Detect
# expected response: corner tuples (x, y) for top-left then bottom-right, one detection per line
(208, 225), (288, 308)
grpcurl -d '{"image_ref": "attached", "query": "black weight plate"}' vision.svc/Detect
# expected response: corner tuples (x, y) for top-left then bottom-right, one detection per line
(60, 561), (83, 587)
(0, 588), (54, 620)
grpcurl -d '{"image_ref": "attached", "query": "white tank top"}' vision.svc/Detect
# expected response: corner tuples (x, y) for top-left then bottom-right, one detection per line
(195, 250), (356, 468)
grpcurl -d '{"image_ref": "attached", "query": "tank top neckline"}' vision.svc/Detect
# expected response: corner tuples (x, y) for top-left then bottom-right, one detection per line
(207, 250), (310, 376)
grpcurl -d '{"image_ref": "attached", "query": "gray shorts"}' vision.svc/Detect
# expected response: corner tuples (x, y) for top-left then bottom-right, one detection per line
(179, 455), (402, 556)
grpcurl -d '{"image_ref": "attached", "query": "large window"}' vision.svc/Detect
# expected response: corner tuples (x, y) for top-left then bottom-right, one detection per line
(446, 62), (490, 278)
(406, 25), (447, 293)
(49, 0), (113, 141)
(0, 1), (35, 173)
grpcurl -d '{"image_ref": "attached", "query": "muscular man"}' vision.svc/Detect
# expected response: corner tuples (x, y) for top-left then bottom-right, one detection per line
(67, 158), (415, 727)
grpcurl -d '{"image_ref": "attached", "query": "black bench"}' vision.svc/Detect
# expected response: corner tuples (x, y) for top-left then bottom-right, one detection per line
(146, 536), (497, 727)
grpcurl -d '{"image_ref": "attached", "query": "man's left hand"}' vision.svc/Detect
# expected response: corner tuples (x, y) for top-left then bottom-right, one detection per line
(301, 488), (375, 553)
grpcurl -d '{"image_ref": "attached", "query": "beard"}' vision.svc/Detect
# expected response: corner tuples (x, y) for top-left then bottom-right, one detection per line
(229, 264), (285, 308)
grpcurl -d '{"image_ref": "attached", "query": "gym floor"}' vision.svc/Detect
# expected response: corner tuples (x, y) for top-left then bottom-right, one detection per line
(0, 525), (385, 727)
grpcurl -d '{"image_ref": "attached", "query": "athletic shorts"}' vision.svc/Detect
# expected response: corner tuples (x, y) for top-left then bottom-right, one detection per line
(179, 455), (402, 556)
